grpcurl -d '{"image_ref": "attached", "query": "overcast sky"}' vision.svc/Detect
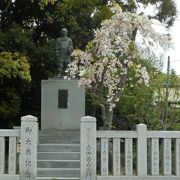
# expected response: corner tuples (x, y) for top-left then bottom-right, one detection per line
(166, 0), (180, 75)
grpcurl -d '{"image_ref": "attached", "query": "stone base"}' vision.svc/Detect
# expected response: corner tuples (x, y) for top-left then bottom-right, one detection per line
(41, 79), (85, 130)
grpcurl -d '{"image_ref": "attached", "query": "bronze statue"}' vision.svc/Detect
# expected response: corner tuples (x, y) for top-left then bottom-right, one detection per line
(55, 28), (73, 77)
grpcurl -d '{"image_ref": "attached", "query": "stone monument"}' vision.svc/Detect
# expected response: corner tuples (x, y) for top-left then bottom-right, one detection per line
(41, 29), (85, 130)
(41, 79), (85, 130)
(55, 28), (73, 77)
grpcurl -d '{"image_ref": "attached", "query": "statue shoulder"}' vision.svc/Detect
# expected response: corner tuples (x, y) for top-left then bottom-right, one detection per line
(68, 37), (73, 45)
(68, 37), (72, 40)
(55, 37), (61, 44)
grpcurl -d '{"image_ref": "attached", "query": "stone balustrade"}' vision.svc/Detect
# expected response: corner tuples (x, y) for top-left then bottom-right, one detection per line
(0, 115), (180, 180)
(80, 116), (180, 180)
(0, 115), (38, 180)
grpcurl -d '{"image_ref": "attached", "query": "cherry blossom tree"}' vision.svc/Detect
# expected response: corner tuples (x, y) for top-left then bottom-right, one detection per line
(66, 3), (171, 127)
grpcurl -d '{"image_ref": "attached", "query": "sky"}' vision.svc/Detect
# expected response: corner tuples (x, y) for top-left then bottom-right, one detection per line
(166, 0), (180, 75)
(137, 0), (180, 76)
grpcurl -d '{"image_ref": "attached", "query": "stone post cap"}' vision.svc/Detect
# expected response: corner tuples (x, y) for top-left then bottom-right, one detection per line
(136, 123), (147, 131)
(136, 123), (147, 127)
(81, 116), (96, 123)
(21, 115), (38, 122)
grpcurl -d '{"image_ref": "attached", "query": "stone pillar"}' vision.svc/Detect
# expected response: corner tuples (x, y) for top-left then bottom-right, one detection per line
(176, 139), (180, 176)
(136, 124), (147, 176)
(20, 115), (38, 180)
(80, 116), (96, 180)
(0, 136), (5, 174)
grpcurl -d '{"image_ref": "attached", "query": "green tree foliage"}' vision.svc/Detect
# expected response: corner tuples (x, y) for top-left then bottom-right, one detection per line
(95, 0), (177, 27)
(0, 51), (31, 128)
(41, 0), (109, 49)
(115, 70), (180, 130)
(0, 52), (31, 81)
(150, 71), (180, 129)
(0, 16), (56, 127)
(0, 0), (177, 128)
(138, 0), (177, 27)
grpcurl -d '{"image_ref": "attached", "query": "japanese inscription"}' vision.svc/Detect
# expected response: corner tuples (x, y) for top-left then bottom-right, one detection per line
(125, 138), (132, 176)
(81, 117), (96, 180)
(101, 138), (108, 175)
(85, 128), (92, 178)
(176, 139), (180, 176)
(24, 126), (33, 179)
(113, 138), (120, 175)
(8, 137), (17, 174)
(151, 138), (159, 175)
(163, 139), (172, 175)
(21, 115), (38, 180)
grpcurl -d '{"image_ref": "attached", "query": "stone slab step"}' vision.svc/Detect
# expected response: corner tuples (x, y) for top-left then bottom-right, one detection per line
(39, 137), (80, 144)
(40, 130), (80, 137)
(37, 177), (80, 180)
(38, 144), (80, 152)
(38, 152), (80, 160)
(37, 168), (80, 177)
(37, 160), (80, 168)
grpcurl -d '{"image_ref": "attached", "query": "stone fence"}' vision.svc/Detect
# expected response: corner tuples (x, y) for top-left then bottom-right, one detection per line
(1, 115), (180, 180)
(0, 115), (38, 180)
(81, 116), (180, 180)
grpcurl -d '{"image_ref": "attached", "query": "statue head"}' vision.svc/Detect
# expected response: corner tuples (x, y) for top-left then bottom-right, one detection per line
(60, 28), (68, 37)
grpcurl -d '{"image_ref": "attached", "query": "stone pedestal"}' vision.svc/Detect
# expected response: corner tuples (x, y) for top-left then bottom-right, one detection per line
(41, 79), (85, 130)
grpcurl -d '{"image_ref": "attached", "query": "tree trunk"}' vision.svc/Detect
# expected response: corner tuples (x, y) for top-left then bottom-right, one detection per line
(100, 104), (113, 128)
(104, 107), (113, 128)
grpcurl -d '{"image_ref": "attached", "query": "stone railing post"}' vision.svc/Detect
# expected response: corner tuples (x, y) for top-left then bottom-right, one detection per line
(20, 115), (38, 180)
(81, 116), (96, 180)
(136, 124), (147, 176)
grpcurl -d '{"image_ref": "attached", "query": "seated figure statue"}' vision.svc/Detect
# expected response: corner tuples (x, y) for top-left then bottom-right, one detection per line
(55, 28), (73, 77)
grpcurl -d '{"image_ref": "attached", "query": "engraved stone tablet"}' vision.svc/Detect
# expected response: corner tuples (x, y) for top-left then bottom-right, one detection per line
(113, 138), (121, 175)
(58, 89), (68, 108)
(163, 138), (172, 175)
(125, 138), (133, 176)
(101, 138), (109, 175)
(151, 138), (159, 175)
